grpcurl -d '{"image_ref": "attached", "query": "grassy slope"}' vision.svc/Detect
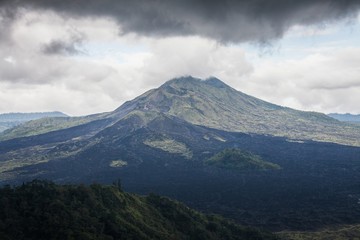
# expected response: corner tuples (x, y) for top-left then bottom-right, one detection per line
(0, 180), (278, 240)
(206, 148), (281, 170)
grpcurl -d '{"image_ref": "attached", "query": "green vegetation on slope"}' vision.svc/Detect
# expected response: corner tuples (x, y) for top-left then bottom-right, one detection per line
(206, 148), (281, 170)
(0, 180), (278, 240)
(144, 137), (193, 159)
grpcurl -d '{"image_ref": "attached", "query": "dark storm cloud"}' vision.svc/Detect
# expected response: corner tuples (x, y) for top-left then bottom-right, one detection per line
(2, 0), (360, 43)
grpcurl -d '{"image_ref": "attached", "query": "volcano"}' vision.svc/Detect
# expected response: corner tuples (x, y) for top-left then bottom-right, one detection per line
(1, 76), (360, 230)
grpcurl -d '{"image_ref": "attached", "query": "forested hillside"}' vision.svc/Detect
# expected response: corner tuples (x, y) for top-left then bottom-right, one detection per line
(0, 180), (277, 240)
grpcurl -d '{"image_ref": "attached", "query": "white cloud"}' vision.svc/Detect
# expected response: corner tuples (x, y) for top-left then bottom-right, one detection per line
(236, 47), (360, 114)
(3, 56), (16, 64)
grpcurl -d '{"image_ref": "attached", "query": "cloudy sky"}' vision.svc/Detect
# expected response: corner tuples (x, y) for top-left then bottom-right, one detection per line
(1, 0), (360, 116)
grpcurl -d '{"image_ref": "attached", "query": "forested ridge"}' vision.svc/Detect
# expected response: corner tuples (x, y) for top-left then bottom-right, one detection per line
(0, 180), (278, 240)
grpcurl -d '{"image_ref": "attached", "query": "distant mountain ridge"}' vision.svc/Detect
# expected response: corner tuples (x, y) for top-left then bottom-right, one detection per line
(0, 111), (67, 121)
(328, 113), (360, 123)
(0, 111), (68, 133)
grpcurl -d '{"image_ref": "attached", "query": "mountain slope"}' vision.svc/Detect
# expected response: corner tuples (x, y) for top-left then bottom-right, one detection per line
(113, 76), (360, 146)
(0, 180), (277, 240)
(0, 111), (235, 179)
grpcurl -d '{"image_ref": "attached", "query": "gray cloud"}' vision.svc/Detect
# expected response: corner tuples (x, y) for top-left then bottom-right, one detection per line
(41, 32), (86, 56)
(0, 0), (19, 43)
(235, 47), (360, 114)
(2, 0), (360, 43)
